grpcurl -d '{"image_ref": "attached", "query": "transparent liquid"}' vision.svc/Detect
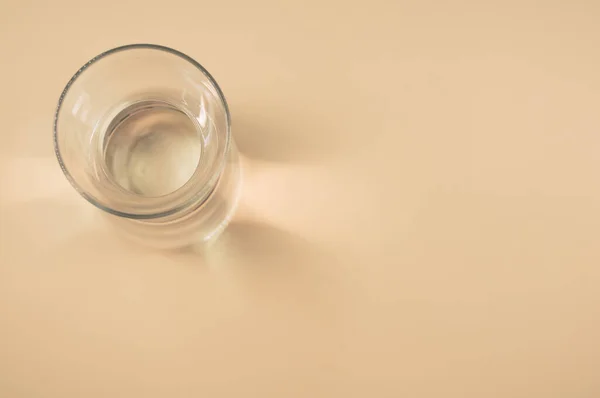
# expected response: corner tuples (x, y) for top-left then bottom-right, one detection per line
(103, 101), (203, 197)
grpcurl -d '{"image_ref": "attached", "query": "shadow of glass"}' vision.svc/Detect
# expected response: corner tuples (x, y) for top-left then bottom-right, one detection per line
(203, 221), (347, 322)
(231, 107), (342, 164)
(210, 221), (322, 266)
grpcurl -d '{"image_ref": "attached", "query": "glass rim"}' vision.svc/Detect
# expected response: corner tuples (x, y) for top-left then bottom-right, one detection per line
(53, 43), (232, 219)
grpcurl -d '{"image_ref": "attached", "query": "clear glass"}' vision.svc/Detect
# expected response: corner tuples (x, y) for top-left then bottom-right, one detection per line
(54, 44), (241, 249)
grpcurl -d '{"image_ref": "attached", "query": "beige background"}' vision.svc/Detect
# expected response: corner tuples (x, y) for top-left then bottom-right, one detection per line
(1, 1), (600, 397)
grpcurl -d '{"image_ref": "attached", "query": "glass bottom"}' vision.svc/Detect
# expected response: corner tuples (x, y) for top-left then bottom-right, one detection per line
(104, 144), (242, 250)
(103, 100), (203, 197)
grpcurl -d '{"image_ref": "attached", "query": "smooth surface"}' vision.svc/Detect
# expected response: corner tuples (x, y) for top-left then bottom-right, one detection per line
(1, 1), (600, 397)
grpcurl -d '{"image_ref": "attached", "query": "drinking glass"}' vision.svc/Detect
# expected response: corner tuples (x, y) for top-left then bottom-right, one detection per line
(54, 44), (241, 249)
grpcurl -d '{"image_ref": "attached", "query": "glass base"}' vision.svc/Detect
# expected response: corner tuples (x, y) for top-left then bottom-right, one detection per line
(103, 144), (242, 250)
